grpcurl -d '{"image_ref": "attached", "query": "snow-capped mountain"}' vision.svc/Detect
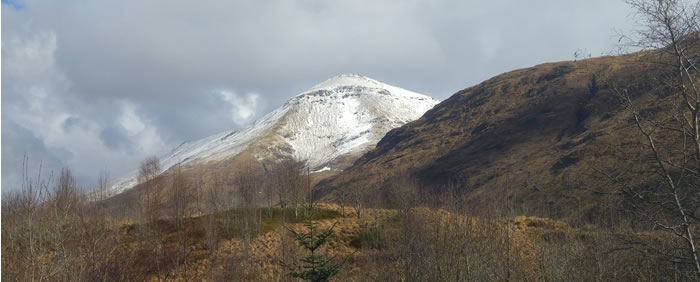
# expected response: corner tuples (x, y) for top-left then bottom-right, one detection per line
(109, 74), (439, 194)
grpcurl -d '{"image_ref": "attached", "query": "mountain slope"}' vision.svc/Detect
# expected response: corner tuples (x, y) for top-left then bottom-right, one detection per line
(110, 74), (438, 194)
(319, 54), (664, 223)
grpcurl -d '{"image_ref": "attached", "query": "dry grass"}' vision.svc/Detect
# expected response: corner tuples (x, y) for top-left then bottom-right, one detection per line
(319, 53), (670, 225)
(4, 197), (686, 281)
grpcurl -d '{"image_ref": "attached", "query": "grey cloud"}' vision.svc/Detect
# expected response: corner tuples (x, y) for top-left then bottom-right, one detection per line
(62, 116), (89, 133)
(2, 0), (636, 190)
(99, 124), (132, 151)
(2, 119), (66, 190)
(1, 119), (92, 191)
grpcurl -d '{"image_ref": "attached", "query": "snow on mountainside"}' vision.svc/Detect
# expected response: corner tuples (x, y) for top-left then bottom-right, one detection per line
(109, 74), (439, 195)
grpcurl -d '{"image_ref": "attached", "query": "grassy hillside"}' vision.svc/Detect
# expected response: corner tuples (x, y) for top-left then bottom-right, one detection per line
(318, 53), (668, 224)
(4, 201), (684, 281)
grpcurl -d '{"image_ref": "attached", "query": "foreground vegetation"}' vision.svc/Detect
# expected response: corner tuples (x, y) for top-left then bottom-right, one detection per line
(2, 163), (696, 280)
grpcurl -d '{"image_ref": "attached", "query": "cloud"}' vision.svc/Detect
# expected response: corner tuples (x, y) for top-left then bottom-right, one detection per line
(2, 0), (637, 190)
(115, 102), (167, 154)
(218, 90), (260, 126)
(99, 125), (131, 151)
(2, 31), (57, 81)
(2, 119), (67, 190)
(1, 27), (168, 189)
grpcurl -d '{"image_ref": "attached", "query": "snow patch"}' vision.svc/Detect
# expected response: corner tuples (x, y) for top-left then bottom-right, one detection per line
(312, 166), (331, 173)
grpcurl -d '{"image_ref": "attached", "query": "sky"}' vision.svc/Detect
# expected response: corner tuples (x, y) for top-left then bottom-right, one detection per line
(2, 0), (636, 190)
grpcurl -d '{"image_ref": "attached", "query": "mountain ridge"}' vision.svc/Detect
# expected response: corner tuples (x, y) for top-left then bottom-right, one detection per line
(109, 74), (439, 195)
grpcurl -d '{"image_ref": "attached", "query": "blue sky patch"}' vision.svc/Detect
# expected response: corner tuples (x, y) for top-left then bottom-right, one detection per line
(2, 0), (23, 10)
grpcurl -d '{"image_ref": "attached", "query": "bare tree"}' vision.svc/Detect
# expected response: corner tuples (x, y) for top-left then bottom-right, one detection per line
(383, 172), (421, 216)
(53, 168), (79, 220)
(610, 0), (700, 276)
(171, 167), (192, 228)
(262, 164), (276, 217)
(90, 170), (110, 202)
(88, 170), (111, 219)
(234, 161), (263, 209)
(268, 159), (306, 217)
(168, 168), (195, 279)
(194, 173), (205, 217)
(2, 156), (54, 281)
(204, 171), (224, 251)
(138, 156), (161, 184)
(232, 160), (264, 255)
(137, 156), (163, 224)
(134, 156), (167, 279)
(349, 183), (369, 219)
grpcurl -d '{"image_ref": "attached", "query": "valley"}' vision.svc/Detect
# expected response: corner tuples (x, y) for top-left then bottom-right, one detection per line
(3, 1), (699, 280)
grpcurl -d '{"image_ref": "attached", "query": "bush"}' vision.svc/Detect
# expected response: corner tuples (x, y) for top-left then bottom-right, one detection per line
(349, 226), (385, 249)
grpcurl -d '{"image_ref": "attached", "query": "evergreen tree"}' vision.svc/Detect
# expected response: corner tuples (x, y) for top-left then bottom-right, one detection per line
(286, 216), (347, 281)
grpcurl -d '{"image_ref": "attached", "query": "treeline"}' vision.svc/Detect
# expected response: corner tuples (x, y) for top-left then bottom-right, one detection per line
(327, 173), (695, 281)
(1, 156), (317, 281)
(2, 164), (133, 280)
(3, 155), (696, 281)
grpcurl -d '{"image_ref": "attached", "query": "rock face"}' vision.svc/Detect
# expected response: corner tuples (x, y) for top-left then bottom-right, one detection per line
(109, 74), (439, 195)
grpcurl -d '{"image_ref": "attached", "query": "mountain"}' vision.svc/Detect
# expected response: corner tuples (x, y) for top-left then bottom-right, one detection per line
(318, 54), (663, 223)
(110, 74), (439, 194)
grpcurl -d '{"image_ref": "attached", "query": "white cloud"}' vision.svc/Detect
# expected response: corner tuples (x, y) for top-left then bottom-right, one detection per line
(218, 90), (259, 126)
(116, 102), (167, 154)
(118, 103), (147, 135)
(1, 29), (170, 188)
(2, 31), (58, 78)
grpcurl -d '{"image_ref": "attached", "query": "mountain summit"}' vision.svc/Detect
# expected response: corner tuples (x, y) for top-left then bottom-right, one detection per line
(110, 74), (439, 194)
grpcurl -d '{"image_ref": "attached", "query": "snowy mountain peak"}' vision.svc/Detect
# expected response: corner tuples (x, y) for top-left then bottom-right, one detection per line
(301, 74), (426, 98)
(109, 75), (439, 195)
(279, 76), (438, 168)
(306, 74), (381, 92)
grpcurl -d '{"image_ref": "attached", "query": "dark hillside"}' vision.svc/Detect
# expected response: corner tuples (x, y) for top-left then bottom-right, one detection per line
(319, 53), (666, 224)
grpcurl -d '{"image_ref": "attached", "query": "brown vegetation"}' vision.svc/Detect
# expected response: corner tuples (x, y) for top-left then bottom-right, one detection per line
(318, 52), (651, 224)
(2, 159), (692, 280)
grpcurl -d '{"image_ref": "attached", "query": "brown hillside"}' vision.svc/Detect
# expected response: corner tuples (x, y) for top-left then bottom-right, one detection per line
(319, 53), (667, 224)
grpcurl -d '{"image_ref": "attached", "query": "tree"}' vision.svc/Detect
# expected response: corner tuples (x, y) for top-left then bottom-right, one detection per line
(138, 156), (161, 184)
(233, 161), (263, 209)
(382, 172), (420, 216)
(88, 171), (111, 219)
(95, 170), (110, 198)
(232, 160), (264, 255)
(611, 0), (700, 276)
(349, 182), (369, 219)
(268, 159), (306, 217)
(261, 163), (276, 217)
(136, 156), (165, 278)
(285, 201), (349, 282)
(168, 168), (195, 279)
(54, 168), (78, 219)
(286, 221), (346, 282)
(204, 171), (225, 251)
(137, 156), (162, 223)
(171, 168), (192, 228)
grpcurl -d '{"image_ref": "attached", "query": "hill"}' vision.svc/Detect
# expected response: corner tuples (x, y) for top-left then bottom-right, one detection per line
(319, 54), (663, 224)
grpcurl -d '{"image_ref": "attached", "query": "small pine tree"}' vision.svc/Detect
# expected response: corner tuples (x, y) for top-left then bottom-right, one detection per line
(285, 167), (349, 281)
(286, 217), (347, 282)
